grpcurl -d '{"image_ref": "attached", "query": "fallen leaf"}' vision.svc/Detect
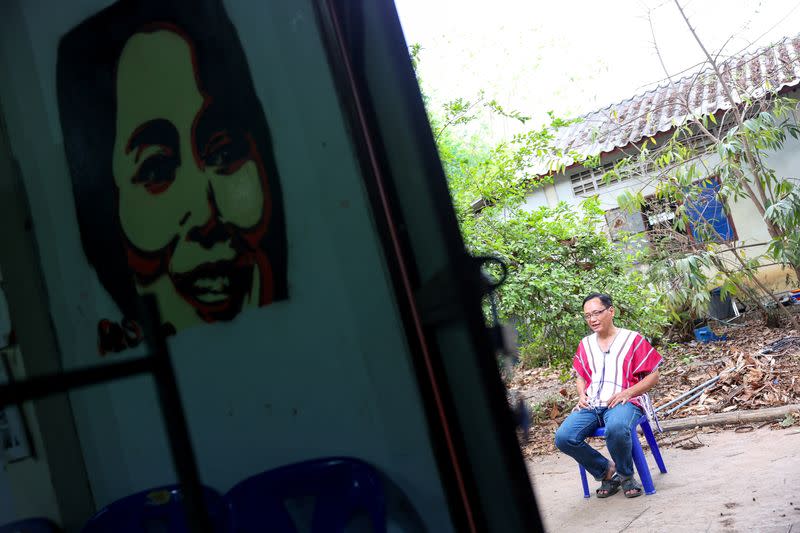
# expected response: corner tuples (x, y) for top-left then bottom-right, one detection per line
(744, 368), (764, 385)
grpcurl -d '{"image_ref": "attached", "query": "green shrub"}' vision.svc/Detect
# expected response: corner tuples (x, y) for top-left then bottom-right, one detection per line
(469, 198), (668, 367)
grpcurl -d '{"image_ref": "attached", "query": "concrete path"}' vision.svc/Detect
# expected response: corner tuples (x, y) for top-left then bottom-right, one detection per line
(527, 427), (800, 532)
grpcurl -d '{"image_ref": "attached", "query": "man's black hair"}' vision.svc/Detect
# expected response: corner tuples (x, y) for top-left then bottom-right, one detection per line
(582, 293), (613, 308)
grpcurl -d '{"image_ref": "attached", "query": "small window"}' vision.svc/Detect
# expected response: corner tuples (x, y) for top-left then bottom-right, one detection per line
(570, 161), (628, 196)
(641, 197), (684, 248)
(570, 169), (596, 195)
(639, 177), (735, 247)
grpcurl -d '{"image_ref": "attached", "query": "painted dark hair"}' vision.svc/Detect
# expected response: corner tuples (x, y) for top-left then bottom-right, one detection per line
(56, 0), (287, 321)
(582, 293), (613, 308)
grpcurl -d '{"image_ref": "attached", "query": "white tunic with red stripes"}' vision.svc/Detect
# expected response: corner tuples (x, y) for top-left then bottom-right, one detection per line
(573, 328), (662, 408)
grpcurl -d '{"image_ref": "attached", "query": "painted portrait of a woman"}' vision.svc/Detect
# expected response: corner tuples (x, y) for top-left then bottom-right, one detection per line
(57, 0), (288, 342)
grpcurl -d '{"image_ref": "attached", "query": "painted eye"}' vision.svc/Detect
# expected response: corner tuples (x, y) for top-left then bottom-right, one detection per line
(133, 154), (178, 194)
(207, 147), (233, 166)
(204, 136), (249, 175)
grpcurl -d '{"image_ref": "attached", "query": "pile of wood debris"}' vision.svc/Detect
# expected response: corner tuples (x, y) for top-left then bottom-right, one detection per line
(654, 324), (800, 417)
(510, 317), (800, 458)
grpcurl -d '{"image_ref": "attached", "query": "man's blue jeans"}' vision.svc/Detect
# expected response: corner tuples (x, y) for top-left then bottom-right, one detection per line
(554, 403), (642, 481)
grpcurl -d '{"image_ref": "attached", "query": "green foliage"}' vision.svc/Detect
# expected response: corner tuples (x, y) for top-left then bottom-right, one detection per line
(411, 44), (668, 366)
(765, 185), (800, 267)
(465, 199), (667, 366)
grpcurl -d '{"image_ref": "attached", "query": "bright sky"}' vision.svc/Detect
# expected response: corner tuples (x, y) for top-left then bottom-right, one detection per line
(394, 0), (800, 139)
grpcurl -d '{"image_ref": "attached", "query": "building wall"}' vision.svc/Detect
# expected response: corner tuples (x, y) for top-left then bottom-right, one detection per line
(522, 178), (579, 210)
(521, 182), (560, 211)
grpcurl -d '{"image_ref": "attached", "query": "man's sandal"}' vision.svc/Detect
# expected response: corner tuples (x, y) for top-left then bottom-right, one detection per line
(621, 477), (643, 498)
(596, 475), (621, 498)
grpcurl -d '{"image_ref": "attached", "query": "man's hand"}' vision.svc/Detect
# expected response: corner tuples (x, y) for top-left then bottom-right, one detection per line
(577, 393), (590, 409)
(607, 389), (633, 408)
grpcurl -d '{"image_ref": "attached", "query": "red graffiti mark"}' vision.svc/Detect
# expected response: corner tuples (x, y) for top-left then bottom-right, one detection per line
(97, 318), (144, 356)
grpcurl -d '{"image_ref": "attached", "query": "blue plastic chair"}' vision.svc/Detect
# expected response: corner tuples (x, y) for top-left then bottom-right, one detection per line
(578, 414), (667, 497)
(225, 457), (386, 533)
(81, 485), (228, 532)
(0, 518), (59, 533)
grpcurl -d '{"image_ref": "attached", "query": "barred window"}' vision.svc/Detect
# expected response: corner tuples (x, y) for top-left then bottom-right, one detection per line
(570, 161), (628, 196)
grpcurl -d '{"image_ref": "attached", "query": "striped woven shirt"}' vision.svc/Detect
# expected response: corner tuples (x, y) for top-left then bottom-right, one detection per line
(573, 328), (662, 408)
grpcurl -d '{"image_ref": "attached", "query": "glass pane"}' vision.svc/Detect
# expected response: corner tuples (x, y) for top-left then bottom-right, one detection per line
(0, 0), (465, 530)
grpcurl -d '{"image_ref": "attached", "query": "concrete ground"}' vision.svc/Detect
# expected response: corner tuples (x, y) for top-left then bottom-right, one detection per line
(527, 426), (800, 532)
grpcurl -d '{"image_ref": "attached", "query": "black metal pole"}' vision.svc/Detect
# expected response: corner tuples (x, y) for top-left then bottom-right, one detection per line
(0, 356), (153, 408)
(0, 307), (215, 532)
(139, 296), (213, 533)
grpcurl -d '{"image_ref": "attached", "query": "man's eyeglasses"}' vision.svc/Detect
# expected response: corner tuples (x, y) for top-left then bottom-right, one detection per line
(583, 307), (610, 321)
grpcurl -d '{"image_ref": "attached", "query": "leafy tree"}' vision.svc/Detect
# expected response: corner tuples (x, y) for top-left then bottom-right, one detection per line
(466, 198), (667, 366)
(412, 45), (668, 366)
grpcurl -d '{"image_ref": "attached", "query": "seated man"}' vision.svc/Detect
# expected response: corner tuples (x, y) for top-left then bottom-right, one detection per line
(555, 293), (661, 498)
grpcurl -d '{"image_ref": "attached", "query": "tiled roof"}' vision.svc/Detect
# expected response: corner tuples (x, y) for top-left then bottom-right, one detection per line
(541, 34), (800, 173)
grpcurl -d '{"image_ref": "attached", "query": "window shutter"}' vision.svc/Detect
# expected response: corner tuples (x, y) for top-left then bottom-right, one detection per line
(686, 179), (733, 242)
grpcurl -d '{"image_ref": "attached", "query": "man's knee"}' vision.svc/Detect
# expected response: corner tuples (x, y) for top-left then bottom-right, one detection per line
(554, 426), (577, 451)
(604, 421), (631, 444)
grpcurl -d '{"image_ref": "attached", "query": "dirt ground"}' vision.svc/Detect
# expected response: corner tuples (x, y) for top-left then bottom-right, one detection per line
(526, 426), (800, 532)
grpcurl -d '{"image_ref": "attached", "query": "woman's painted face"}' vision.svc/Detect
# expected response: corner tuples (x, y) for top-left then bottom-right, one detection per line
(112, 29), (272, 330)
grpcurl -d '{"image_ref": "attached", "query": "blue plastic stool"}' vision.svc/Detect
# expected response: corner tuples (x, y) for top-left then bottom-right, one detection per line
(0, 518), (59, 533)
(578, 414), (667, 498)
(225, 457), (386, 533)
(81, 484), (228, 532)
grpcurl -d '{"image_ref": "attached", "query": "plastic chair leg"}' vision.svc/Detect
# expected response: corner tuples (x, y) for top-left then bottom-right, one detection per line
(630, 432), (655, 495)
(575, 416), (668, 497)
(640, 420), (667, 474)
(578, 465), (590, 498)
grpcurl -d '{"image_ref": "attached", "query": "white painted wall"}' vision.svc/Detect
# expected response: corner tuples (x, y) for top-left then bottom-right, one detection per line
(0, 1), (453, 530)
(521, 188), (549, 211)
(522, 182), (560, 211)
